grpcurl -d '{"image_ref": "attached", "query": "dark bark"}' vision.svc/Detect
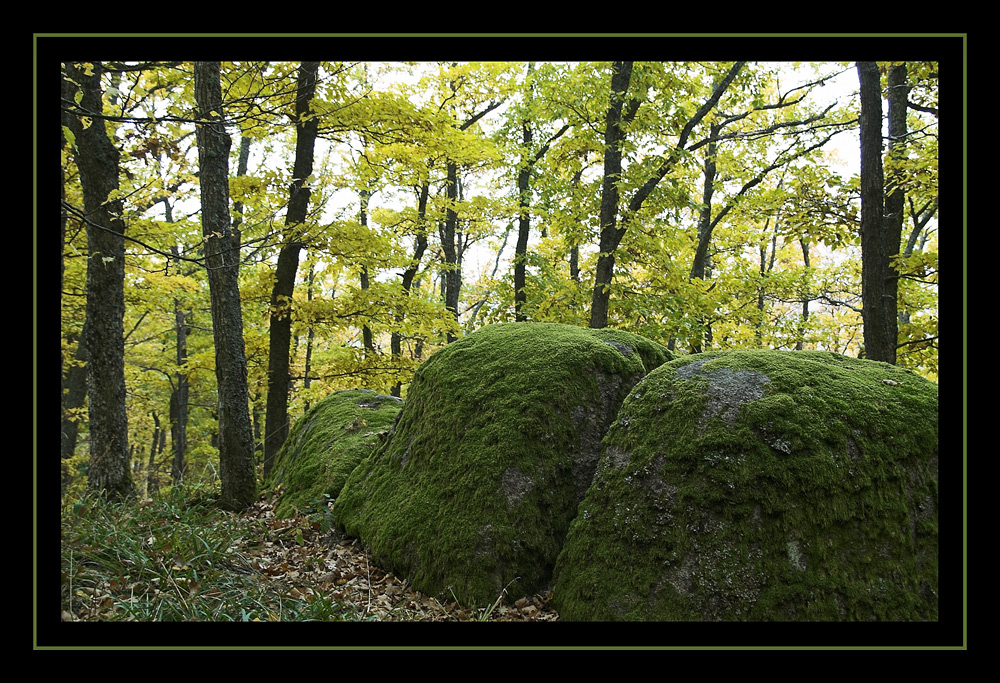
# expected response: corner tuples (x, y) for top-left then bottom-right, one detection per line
(437, 91), (505, 341)
(64, 62), (134, 501)
(882, 63), (909, 355)
(60, 319), (89, 493)
(252, 397), (264, 465)
(262, 242), (301, 480)
(440, 162), (462, 342)
(231, 135), (252, 248)
(262, 61), (320, 479)
(589, 61), (746, 328)
(402, 184), (431, 296)
(904, 197), (937, 259)
(358, 188), (375, 355)
(689, 118), (815, 351)
(688, 124), (721, 353)
(514, 118), (533, 322)
(589, 61), (634, 329)
(170, 257), (190, 486)
(512, 103), (570, 322)
(166, 199), (191, 486)
(753, 217), (778, 348)
(61, 74), (70, 300)
(857, 61), (899, 364)
(392, 183), (430, 397)
(513, 62), (537, 322)
(568, 169), (584, 282)
(795, 239), (811, 351)
(302, 263), (316, 412)
(169, 368), (189, 485)
(62, 75), (73, 494)
(147, 411), (163, 497)
(690, 120), (829, 287)
(690, 123), (721, 283)
(194, 61), (257, 510)
(625, 62), (746, 216)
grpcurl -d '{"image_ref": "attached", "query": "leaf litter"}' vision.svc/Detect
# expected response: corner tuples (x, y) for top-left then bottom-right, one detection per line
(62, 490), (561, 622)
(245, 493), (561, 621)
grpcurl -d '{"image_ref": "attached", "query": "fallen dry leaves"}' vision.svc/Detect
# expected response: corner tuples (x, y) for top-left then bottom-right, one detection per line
(239, 494), (561, 622)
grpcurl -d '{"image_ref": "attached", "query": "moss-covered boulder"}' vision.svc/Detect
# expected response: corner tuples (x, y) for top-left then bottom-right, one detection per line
(551, 350), (939, 621)
(332, 322), (673, 606)
(265, 389), (403, 518)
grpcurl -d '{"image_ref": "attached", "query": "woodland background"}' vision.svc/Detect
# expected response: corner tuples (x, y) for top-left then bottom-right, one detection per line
(55, 49), (946, 511)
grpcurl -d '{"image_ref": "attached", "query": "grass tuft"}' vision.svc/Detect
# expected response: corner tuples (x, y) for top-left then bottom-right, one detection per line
(60, 486), (353, 622)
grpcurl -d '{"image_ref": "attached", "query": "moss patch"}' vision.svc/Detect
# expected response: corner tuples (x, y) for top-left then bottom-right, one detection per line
(551, 350), (939, 621)
(265, 389), (403, 518)
(332, 322), (673, 606)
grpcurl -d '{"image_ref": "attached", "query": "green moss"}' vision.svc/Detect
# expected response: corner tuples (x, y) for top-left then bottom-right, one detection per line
(588, 327), (674, 374)
(552, 350), (939, 621)
(332, 322), (671, 606)
(265, 390), (403, 518)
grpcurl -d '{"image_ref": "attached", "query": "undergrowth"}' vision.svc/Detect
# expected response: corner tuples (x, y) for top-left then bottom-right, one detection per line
(60, 487), (356, 622)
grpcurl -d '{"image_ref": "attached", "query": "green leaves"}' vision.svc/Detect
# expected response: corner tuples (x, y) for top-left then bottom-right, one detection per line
(60, 61), (939, 509)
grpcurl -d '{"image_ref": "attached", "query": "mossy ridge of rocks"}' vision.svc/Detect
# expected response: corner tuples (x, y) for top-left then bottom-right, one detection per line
(587, 327), (674, 376)
(553, 351), (938, 621)
(332, 322), (673, 607)
(551, 349), (939, 621)
(265, 389), (403, 518)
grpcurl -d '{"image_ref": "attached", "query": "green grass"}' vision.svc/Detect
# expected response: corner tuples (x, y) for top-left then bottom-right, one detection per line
(60, 487), (355, 622)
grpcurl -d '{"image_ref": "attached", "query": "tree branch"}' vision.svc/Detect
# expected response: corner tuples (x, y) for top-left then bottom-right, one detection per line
(896, 335), (938, 349)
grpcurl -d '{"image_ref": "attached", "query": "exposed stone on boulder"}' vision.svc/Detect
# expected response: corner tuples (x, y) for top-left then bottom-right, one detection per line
(551, 350), (939, 621)
(332, 322), (673, 606)
(265, 389), (403, 518)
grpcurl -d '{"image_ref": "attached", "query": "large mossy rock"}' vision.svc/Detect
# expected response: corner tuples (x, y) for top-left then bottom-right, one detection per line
(265, 389), (403, 518)
(551, 350), (939, 621)
(332, 322), (673, 606)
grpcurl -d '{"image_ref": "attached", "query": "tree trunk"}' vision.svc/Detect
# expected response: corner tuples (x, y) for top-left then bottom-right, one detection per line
(514, 117), (533, 322)
(169, 361), (189, 486)
(440, 162), (462, 342)
(60, 69), (86, 495)
(61, 319), (89, 493)
(882, 63), (909, 358)
(589, 61), (633, 329)
(64, 61), (133, 501)
(753, 220), (778, 347)
(590, 61), (745, 329)
(392, 183), (430, 397)
(167, 201), (191, 486)
(232, 135), (252, 249)
(568, 169), (584, 282)
(796, 239), (811, 351)
(303, 263), (316, 412)
(690, 123), (721, 283)
(194, 61), (257, 510)
(514, 61), (535, 322)
(857, 61), (898, 364)
(147, 411), (163, 497)
(170, 282), (190, 486)
(358, 188), (375, 355)
(262, 61), (320, 480)
(689, 122), (722, 353)
(436, 87), (504, 340)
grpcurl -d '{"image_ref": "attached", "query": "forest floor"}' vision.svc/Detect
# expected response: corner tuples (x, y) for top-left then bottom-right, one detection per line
(60, 489), (561, 623)
(215, 493), (561, 622)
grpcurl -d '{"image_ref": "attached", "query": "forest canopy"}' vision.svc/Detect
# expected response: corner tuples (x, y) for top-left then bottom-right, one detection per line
(57, 57), (942, 503)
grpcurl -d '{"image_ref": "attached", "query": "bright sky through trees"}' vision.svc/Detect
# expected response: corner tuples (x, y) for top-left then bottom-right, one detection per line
(59, 57), (940, 508)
